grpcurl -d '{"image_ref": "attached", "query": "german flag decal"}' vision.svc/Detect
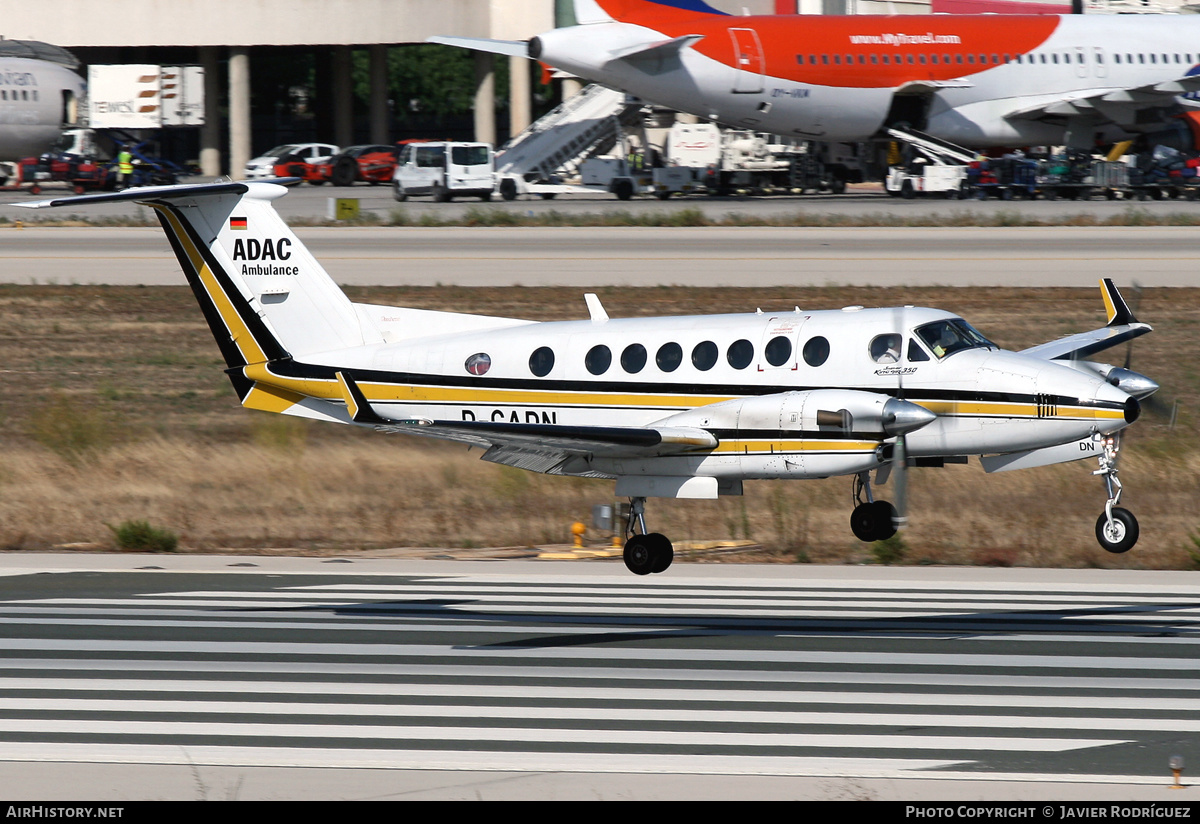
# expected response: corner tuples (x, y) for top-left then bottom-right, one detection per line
(229, 216), (247, 230)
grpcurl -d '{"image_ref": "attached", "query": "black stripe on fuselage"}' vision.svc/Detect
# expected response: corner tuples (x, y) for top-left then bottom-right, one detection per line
(261, 357), (1121, 412)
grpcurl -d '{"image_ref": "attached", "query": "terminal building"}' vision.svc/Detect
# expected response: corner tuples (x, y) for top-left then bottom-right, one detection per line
(2, 0), (1194, 176)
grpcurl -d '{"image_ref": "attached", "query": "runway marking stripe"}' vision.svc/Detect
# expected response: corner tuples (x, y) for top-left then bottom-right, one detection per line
(0, 658), (1195, 693)
(0, 698), (1191, 733)
(0, 640), (1192, 670)
(1, 679), (1197, 711)
(0, 718), (1124, 751)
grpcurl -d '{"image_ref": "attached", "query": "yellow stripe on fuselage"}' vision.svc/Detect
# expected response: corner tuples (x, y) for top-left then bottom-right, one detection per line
(241, 365), (1124, 422)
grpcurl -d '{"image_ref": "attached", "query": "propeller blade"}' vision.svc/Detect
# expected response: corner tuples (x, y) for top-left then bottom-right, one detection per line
(892, 432), (909, 531)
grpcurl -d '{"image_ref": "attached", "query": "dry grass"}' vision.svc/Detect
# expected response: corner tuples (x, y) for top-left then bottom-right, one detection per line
(0, 283), (1196, 567)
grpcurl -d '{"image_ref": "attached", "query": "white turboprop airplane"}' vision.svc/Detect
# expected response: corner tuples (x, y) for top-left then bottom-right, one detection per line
(18, 181), (1159, 574)
(0, 40), (85, 183)
(434, 0), (1200, 150)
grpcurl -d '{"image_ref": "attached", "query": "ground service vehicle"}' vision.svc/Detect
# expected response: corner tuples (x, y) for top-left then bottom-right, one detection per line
(19, 181), (1160, 577)
(393, 142), (495, 202)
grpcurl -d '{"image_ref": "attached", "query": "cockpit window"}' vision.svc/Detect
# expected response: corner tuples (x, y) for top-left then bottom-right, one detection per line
(914, 319), (995, 359)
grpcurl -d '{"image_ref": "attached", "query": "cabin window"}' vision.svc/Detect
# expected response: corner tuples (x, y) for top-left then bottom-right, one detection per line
(585, 344), (611, 375)
(931, 54), (939, 65)
(727, 339), (754, 370)
(956, 54), (964, 65)
(822, 54), (829, 65)
(833, 54), (841, 65)
(967, 54), (975, 65)
(991, 54), (999, 64)
(869, 334), (902, 364)
(656, 342), (683, 372)
(764, 336), (792, 367)
(870, 54), (878, 65)
(881, 54), (890, 65)
(857, 54), (865, 65)
(802, 336), (830, 367)
(464, 353), (491, 376)
(795, 55), (804, 65)
(906, 54), (914, 65)
(529, 346), (555, 377)
(692, 341), (718, 371)
(621, 343), (647, 374)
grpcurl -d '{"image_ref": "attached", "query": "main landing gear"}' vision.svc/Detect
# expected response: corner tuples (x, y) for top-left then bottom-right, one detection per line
(623, 497), (674, 575)
(849, 472), (898, 542)
(1093, 434), (1139, 553)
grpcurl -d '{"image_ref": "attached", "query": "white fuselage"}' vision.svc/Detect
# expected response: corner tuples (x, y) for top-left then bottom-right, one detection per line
(533, 14), (1200, 147)
(0, 57), (84, 161)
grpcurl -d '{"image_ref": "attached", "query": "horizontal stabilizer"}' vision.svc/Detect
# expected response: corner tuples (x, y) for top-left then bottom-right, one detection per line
(16, 181), (252, 210)
(1021, 278), (1151, 361)
(427, 36), (528, 57)
(608, 34), (704, 63)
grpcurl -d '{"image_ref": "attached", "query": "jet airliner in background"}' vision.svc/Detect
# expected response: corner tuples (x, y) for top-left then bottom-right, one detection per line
(435, 0), (1200, 150)
(0, 39), (85, 184)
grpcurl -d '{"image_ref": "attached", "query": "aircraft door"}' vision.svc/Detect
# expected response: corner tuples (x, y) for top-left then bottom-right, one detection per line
(1074, 47), (1088, 79)
(729, 28), (765, 94)
(1093, 47), (1108, 79)
(757, 315), (805, 373)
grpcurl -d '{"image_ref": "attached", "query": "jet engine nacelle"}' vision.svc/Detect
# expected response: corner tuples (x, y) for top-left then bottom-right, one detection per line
(654, 389), (935, 438)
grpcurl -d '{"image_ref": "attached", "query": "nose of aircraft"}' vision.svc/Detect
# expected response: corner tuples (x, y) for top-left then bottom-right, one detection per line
(881, 398), (938, 436)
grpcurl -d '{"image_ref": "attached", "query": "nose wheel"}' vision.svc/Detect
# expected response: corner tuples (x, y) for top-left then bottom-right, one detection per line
(1093, 434), (1139, 554)
(623, 497), (674, 575)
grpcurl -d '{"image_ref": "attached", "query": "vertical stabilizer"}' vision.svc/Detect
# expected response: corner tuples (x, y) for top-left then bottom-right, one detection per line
(18, 182), (381, 371)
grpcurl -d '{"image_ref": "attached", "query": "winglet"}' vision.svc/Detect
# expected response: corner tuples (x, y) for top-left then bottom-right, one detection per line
(335, 372), (391, 425)
(1101, 278), (1138, 327)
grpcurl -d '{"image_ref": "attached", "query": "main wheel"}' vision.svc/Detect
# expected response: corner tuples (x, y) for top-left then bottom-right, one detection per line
(624, 534), (656, 575)
(646, 533), (673, 573)
(1096, 507), (1139, 553)
(850, 501), (898, 542)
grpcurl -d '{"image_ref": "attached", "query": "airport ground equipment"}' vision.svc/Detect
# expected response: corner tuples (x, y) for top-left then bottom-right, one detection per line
(884, 127), (975, 199)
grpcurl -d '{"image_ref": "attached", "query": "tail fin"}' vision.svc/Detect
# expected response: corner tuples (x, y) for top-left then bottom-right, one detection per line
(18, 182), (379, 372)
(571, 1), (728, 25)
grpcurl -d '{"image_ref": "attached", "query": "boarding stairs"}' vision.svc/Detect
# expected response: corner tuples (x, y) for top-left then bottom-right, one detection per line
(495, 84), (646, 196)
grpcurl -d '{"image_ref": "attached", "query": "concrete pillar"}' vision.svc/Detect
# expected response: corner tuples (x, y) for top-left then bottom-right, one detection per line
(368, 45), (390, 145)
(228, 48), (251, 180)
(199, 46), (221, 177)
(509, 55), (532, 137)
(473, 51), (496, 145)
(332, 46), (354, 148)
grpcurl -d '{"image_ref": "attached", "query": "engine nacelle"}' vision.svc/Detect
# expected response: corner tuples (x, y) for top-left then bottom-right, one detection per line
(653, 389), (935, 438)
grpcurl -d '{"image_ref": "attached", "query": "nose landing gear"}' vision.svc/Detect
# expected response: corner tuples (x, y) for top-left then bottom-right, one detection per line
(1093, 434), (1139, 553)
(849, 472), (898, 543)
(623, 497), (674, 575)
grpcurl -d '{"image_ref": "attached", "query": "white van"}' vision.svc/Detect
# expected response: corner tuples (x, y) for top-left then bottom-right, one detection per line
(392, 142), (495, 202)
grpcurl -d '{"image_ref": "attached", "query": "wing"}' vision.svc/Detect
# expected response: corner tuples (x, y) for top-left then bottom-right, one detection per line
(335, 371), (716, 475)
(1005, 75), (1200, 127)
(1020, 278), (1151, 362)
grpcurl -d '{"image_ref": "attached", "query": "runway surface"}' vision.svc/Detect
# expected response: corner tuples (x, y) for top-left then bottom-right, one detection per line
(0, 555), (1196, 800)
(1, 225), (1197, 287)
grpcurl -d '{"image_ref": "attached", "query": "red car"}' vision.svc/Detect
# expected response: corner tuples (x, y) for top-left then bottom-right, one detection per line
(316, 144), (399, 186)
